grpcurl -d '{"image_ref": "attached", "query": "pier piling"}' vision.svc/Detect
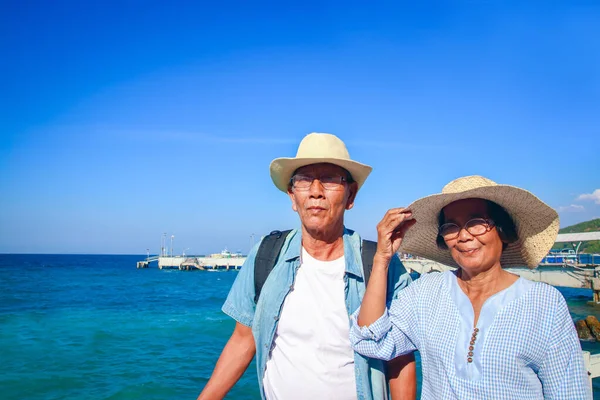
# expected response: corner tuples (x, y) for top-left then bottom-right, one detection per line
(592, 277), (600, 304)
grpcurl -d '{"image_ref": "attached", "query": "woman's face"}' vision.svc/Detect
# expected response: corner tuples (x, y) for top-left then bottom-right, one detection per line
(441, 198), (505, 273)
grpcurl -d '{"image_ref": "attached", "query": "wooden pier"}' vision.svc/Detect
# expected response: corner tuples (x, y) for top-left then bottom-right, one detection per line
(136, 255), (245, 271)
(136, 256), (159, 269)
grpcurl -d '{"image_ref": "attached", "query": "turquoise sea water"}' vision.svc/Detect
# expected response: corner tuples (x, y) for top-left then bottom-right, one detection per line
(1, 254), (599, 399)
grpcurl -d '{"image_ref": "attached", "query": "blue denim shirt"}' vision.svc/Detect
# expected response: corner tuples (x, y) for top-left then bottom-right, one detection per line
(222, 227), (412, 400)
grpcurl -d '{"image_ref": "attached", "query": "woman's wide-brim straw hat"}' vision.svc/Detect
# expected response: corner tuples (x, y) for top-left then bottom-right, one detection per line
(399, 175), (560, 268)
(270, 132), (373, 192)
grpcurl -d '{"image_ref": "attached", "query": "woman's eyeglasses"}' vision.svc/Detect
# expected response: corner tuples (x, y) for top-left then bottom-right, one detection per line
(439, 218), (495, 240)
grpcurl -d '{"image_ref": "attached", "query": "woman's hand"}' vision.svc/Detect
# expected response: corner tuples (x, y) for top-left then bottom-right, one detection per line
(357, 208), (416, 328)
(376, 208), (416, 263)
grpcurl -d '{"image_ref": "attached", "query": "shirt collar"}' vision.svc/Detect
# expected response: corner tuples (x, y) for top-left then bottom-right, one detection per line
(283, 227), (364, 278)
(342, 227), (363, 278)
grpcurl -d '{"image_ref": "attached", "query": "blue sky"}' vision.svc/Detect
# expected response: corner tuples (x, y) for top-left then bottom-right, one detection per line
(1, 1), (599, 255)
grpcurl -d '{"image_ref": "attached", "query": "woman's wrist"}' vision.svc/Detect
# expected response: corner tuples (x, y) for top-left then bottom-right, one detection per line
(373, 252), (392, 268)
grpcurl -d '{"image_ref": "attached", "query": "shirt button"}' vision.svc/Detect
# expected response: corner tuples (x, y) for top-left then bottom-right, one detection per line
(470, 340), (475, 345)
(468, 351), (473, 357)
(467, 357), (473, 363)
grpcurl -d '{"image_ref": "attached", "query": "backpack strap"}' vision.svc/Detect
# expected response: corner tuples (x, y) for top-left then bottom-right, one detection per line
(361, 239), (377, 286)
(254, 230), (292, 303)
(254, 233), (376, 302)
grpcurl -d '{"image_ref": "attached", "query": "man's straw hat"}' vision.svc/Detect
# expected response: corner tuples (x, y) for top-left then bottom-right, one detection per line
(399, 175), (559, 268)
(269, 133), (373, 193)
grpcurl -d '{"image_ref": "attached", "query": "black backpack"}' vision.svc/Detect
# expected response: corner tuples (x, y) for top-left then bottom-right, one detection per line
(253, 230), (377, 303)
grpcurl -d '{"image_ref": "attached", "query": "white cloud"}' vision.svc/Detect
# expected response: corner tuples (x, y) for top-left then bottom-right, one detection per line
(557, 204), (585, 212)
(577, 189), (600, 204)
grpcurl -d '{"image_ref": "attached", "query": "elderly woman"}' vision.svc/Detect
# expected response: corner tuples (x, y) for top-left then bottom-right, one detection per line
(351, 175), (591, 399)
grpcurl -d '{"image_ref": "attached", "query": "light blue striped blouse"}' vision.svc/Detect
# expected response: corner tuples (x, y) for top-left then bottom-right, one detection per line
(350, 271), (591, 399)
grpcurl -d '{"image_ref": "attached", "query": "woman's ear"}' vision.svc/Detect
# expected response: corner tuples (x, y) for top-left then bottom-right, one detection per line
(496, 225), (511, 244)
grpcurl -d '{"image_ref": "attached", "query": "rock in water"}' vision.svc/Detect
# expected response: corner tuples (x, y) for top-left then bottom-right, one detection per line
(585, 315), (600, 340)
(575, 319), (593, 341)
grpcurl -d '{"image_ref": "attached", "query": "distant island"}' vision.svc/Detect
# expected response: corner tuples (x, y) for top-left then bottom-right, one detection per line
(552, 218), (600, 253)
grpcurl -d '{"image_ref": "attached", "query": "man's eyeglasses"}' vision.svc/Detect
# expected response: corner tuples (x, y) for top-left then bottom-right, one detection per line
(290, 174), (348, 191)
(438, 218), (495, 240)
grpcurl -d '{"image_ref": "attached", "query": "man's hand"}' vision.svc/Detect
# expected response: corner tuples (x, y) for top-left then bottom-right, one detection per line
(197, 322), (256, 400)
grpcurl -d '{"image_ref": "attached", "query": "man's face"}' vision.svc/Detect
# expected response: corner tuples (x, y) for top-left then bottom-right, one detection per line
(287, 163), (357, 237)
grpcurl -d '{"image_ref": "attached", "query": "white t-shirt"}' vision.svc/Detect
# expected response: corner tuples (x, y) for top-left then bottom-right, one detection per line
(263, 248), (358, 400)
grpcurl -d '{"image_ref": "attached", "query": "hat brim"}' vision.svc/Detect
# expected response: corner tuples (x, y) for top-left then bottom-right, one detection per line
(270, 157), (373, 192)
(399, 184), (559, 268)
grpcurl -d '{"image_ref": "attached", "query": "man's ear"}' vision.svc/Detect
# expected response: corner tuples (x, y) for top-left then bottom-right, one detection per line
(288, 188), (298, 212)
(345, 182), (358, 210)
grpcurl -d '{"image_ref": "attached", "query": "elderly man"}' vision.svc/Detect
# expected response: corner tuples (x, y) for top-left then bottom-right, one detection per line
(198, 133), (416, 400)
